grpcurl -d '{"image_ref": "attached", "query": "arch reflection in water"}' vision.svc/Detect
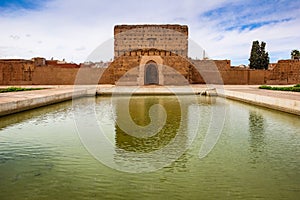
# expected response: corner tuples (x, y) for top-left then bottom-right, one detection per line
(111, 95), (200, 172)
(91, 95), (215, 172)
(76, 95), (221, 173)
(115, 96), (184, 152)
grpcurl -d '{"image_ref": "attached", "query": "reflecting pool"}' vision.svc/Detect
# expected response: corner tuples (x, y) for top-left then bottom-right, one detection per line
(0, 96), (299, 199)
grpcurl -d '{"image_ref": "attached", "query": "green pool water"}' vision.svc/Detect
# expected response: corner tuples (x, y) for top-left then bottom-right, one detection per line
(0, 96), (299, 200)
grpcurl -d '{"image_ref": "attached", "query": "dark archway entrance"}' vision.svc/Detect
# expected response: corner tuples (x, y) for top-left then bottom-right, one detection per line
(145, 62), (159, 85)
(145, 61), (159, 85)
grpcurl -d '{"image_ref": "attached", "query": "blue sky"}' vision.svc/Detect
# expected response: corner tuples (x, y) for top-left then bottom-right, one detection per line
(0, 0), (299, 65)
(0, 0), (40, 9)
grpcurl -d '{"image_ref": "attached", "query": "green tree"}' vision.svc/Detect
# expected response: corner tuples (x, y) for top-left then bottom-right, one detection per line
(291, 49), (300, 59)
(249, 41), (260, 69)
(249, 40), (270, 69)
(260, 42), (269, 70)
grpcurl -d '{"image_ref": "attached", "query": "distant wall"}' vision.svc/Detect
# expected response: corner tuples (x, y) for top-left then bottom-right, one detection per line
(267, 59), (300, 84)
(0, 58), (299, 85)
(188, 59), (299, 85)
(0, 59), (107, 85)
(218, 70), (268, 85)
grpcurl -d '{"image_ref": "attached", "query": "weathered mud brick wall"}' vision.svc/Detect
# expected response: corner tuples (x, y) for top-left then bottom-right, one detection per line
(162, 52), (190, 85)
(189, 60), (231, 84)
(1, 57), (299, 85)
(100, 51), (140, 85)
(33, 67), (107, 85)
(267, 60), (300, 84)
(101, 48), (196, 85)
(248, 70), (268, 84)
(0, 59), (36, 85)
(0, 58), (108, 85)
(189, 59), (286, 85)
(114, 24), (188, 58)
(108, 59), (299, 85)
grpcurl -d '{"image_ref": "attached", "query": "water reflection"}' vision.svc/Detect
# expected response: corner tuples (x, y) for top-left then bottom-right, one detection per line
(113, 95), (218, 153)
(109, 96), (201, 172)
(0, 101), (72, 130)
(80, 95), (216, 172)
(0, 96), (299, 199)
(248, 111), (266, 163)
(115, 96), (184, 153)
(164, 152), (190, 173)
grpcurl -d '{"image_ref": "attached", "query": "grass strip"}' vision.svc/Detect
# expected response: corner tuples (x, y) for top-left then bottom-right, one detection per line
(259, 84), (300, 92)
(0, 87), (45, 93)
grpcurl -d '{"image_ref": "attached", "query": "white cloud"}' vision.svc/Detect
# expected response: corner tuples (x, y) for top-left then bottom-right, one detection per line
(0, 0), (299, 65)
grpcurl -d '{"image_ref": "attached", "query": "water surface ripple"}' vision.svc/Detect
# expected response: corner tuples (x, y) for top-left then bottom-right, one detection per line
(0, 96), (299, 200)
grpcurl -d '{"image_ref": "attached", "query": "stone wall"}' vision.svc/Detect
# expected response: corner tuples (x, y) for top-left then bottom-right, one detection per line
(0, 57), (299, 85)
(102, 49), (195, 85)
(114, 24), (188, 58)
(0, 58), (106, 85)
(219, 70), (266, 85)
(267, 59), (300, 84)
(0, 59), (35, 85)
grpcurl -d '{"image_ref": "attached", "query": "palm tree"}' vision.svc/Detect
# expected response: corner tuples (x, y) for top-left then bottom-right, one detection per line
(291, 49), (300, 60)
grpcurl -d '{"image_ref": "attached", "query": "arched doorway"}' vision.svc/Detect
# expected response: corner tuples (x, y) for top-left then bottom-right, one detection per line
(144, 61), (159, 85)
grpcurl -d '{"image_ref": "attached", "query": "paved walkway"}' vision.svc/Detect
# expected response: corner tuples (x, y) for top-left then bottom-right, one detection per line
(220, 85), (300, 115)
(0, 86), (90, 116)
(0, 85), (299, 116)
(96, 84), (209, 95)
(223, 85), (300, 101)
